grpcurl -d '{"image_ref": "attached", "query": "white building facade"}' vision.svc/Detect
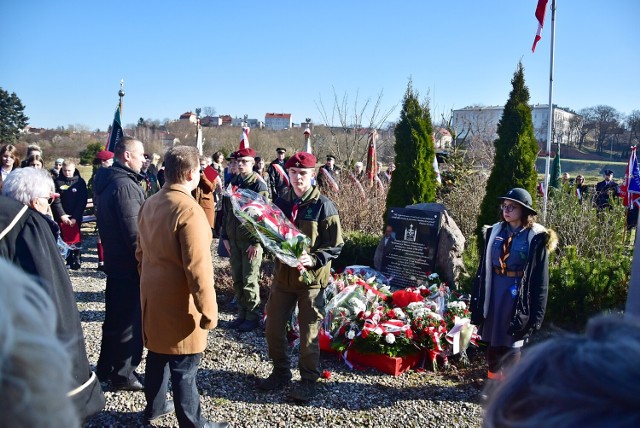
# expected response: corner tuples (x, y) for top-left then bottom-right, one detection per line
(452, 105), (581, 146)
(264, 113), (292, 131)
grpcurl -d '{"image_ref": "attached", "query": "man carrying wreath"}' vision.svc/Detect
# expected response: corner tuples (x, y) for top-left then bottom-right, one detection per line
(221, 147), (269, 332)
(258, 152), (344, 402)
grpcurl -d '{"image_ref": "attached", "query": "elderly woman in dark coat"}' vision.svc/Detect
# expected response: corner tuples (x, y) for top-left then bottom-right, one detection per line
(471, 188), (557, 390)
(0, 167), (105, 420)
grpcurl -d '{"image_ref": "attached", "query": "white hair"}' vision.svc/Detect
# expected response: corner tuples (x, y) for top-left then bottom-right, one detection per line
(1, 167), (55, 205)
(355, 162), (364, 168)
(0, 259), (80, 427)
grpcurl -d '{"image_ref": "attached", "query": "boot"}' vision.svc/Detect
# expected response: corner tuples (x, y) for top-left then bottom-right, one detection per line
(70, 249), (81, 270)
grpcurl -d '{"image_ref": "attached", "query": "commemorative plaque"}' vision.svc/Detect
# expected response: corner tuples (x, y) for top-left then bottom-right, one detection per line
(381, 207), (442, 288)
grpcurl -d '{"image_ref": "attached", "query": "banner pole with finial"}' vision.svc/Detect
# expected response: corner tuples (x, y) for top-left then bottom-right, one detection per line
(118, 79), (125, 114)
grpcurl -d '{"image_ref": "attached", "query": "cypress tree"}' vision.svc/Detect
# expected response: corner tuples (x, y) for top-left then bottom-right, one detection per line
(385, 81), (437, 218)
(475, 62), (539, 241)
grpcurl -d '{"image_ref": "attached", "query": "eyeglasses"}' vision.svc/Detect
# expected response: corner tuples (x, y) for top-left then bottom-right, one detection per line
(37, 196), (55, 205)
(500, 203), (520, 213)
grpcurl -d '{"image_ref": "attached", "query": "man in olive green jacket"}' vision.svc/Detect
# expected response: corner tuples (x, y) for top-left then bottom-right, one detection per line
(258, 152), (343, 402)
(220, 147), (269, 332)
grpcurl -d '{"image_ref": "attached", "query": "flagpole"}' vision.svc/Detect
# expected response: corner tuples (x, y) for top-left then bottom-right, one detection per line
(542, 0), (556, 223)
(626, 210), (640, 318)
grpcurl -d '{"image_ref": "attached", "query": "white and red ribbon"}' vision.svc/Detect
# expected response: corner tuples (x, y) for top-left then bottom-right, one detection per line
(272, 163), (290, 187)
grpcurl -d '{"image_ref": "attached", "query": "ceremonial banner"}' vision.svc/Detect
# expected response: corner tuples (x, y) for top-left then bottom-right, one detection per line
(621, 146), (640, 209)
(304, 127), (312, 154)
(365, 130), (378, 186)
(239, 126), (250, 149)
(106, 105), (124, 152)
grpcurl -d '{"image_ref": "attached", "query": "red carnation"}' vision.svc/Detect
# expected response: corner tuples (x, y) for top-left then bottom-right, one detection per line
(361, 329), (370, 339)
(392, 289), (423, 308)
(322, 370), (331, 379)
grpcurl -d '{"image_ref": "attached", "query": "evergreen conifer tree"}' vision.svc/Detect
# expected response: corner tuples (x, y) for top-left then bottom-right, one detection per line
(475, 62), (539, 242)
(0, 88), (28, 143)
(385, 81), (437, 219)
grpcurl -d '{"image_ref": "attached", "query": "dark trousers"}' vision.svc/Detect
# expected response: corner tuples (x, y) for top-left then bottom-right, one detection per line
(96, 273), (143, 384)
(145, 351), (205, 428)
(486, 346), (521, 375)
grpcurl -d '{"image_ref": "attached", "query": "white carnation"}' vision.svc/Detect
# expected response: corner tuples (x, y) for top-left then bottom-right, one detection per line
(347, 330), (356, 340)
(385, 333), (396, 344)
(393, 308), (407, 319)
(374, 327), (383, 335)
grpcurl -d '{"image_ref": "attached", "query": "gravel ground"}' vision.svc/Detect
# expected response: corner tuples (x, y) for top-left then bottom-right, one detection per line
(75, 228), (484, 427)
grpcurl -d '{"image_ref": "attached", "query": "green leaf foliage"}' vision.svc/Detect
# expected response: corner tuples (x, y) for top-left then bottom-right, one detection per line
(0, 87), (29, 143)
(78, 142), (104, 166)
(334, 231), (379, 270)
(476, 63), (539, 243)
(386, 81), (437, 218)
(546, 247), (630, 330)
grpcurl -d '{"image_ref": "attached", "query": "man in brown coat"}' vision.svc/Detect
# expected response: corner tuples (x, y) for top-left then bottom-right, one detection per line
(136, 146), (226, 428)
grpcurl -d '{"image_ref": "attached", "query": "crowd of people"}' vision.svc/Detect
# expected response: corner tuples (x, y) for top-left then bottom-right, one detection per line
(2, 139), (638, 427)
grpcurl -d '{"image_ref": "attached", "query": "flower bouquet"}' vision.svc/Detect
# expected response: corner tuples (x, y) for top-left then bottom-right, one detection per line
(351, 305), (418, 358)
(410, 307), (448, 371)
(224, 185), (313, 284)
(443, 299), (479, 367)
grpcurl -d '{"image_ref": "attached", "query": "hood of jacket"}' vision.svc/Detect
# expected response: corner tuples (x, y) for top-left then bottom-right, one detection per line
(55, 174), (79, 187)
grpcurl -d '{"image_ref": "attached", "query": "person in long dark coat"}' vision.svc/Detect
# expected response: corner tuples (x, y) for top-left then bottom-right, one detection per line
(0, 168), (105, 421)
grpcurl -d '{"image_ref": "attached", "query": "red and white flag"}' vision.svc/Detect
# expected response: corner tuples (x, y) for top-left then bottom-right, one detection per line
(304, 126), (312, 154)
(239, 126), (250, 149)
(532, 0), (549, 53)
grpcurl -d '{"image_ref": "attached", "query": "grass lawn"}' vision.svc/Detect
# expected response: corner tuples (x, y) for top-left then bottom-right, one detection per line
(536, 157), (627, 182)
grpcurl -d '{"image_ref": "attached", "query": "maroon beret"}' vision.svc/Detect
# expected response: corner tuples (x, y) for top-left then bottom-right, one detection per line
(285, 152), (317, 169)
(95, 150), (114, 161)
(235, 147), (256, 158)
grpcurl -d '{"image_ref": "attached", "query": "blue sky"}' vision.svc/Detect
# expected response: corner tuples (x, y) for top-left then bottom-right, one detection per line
(1, 0), (638, 130)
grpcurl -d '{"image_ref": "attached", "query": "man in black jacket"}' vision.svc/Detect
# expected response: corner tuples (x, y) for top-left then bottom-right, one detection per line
(267, 147), (289, 199)
(94, 136), (147, 391)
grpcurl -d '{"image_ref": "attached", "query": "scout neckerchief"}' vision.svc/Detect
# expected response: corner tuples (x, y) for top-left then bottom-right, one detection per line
(498, 224), (522, 273)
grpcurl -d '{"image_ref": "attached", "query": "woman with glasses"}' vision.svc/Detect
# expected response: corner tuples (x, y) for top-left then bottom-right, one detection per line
(471, 188), (557, 397)
(0, 167), (106, 420)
